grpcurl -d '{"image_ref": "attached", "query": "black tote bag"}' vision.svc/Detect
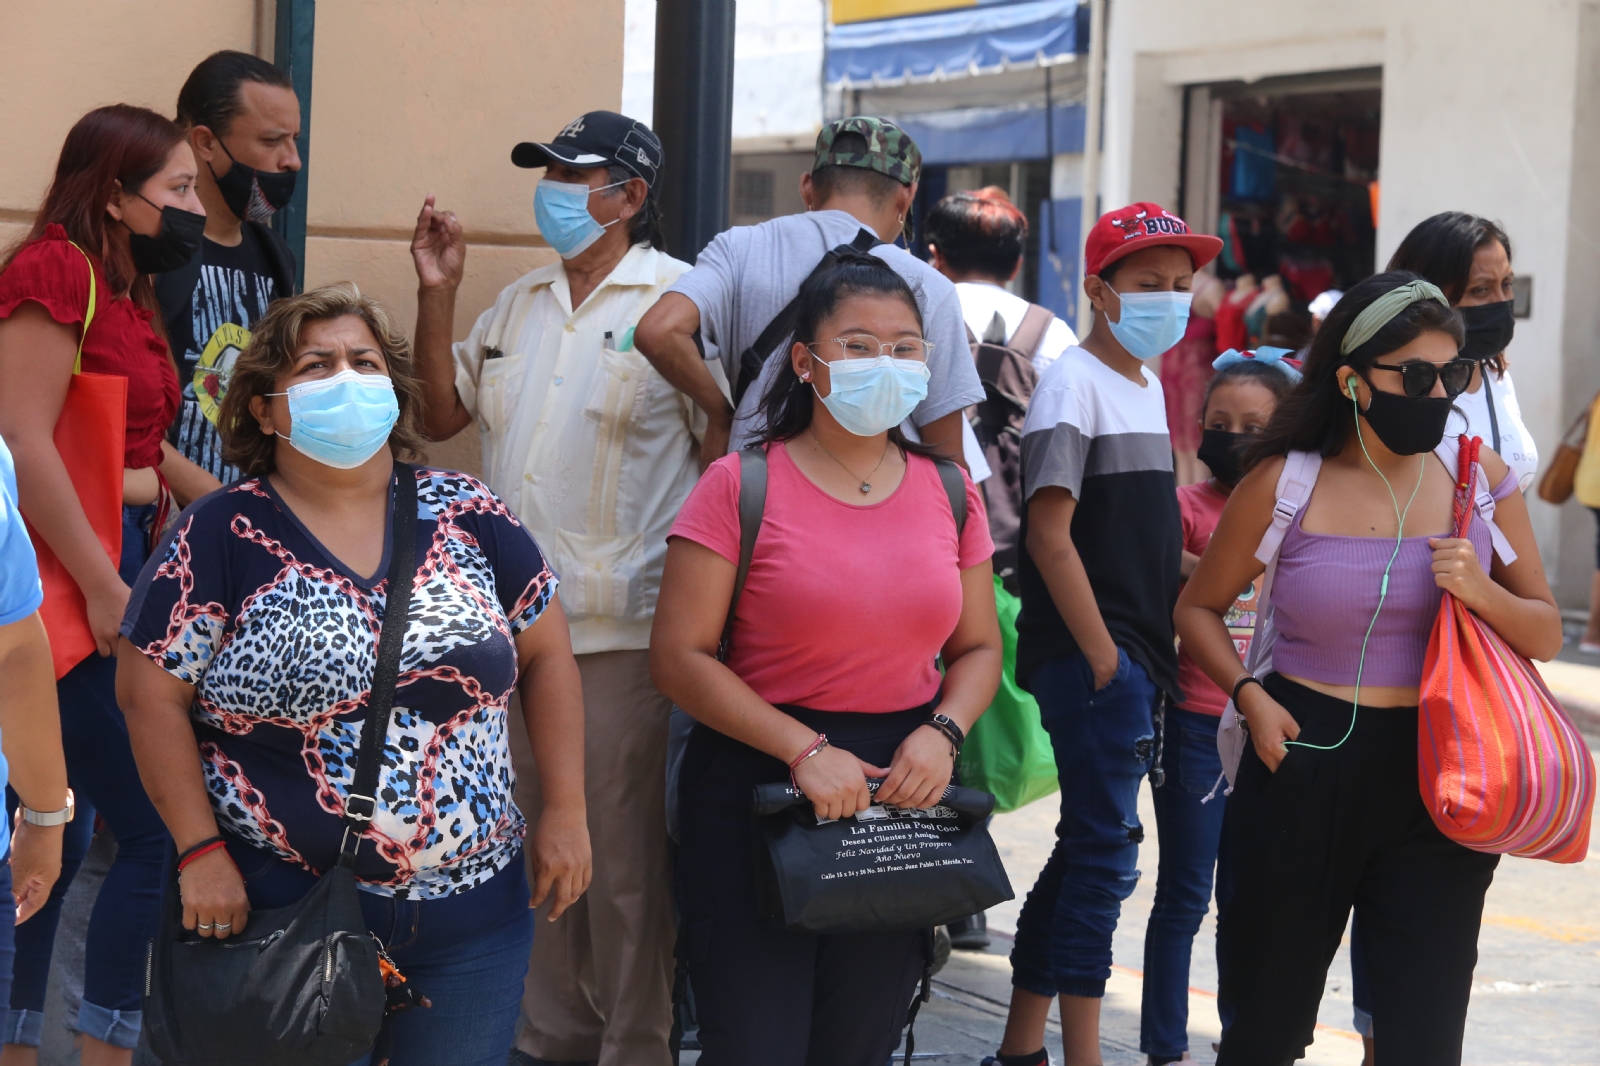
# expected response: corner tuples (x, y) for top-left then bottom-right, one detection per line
(751, 779), (1013, 934)
(142, 465), (421, 1066)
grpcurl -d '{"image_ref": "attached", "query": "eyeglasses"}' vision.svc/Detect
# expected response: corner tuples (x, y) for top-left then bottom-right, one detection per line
(1364, 357), (1475, 399)
(807, 335), (933, 363)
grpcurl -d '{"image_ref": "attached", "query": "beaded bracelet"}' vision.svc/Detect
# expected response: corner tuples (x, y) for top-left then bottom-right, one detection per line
(788, 734), (829, 789)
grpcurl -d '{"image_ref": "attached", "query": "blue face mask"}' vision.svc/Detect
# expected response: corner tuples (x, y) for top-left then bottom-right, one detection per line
(533, 178), (626, 259)
(273, 370), (400, 470)
(812, 353), (931, 437)
(1105, 288), (1193, 359)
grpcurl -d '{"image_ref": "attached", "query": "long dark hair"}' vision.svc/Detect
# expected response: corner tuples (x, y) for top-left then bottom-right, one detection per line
(755, 251), (940, 458)
(2, 105), (187, 310)
(1247, 270), (1464, 465)
(1387, 211), (1512, 372)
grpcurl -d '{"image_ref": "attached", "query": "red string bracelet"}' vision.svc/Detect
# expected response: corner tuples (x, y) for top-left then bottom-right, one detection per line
(788, 733), (829, 790)
(177, 838), (229, 873)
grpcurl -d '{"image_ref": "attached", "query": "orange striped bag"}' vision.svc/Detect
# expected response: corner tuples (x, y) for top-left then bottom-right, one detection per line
(1419, 435), (1595, 862)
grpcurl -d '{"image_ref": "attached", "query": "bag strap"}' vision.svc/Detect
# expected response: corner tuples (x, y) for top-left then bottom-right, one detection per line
(1434, 434), (1517, 565)
(1481, 370), (1503, 455)
(64, 242), (98, 375)
(1253, 449), (1321, 566)
(932, 456), (967, 534)
(1008, 303), (1055, 358)
(718, 446), (769, 660)
(733, 227), (882, 406)
(339, 465), (421, 862)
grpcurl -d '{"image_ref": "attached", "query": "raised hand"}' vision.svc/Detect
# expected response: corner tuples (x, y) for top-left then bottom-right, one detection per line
(411, 195), (465, 291)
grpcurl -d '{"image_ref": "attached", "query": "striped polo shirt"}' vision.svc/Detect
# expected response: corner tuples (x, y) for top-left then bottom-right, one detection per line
(1014, 345), (1183, 700)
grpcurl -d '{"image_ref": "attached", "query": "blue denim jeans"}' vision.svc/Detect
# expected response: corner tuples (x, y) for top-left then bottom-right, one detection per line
(5, 506), (166, 1050)
(1139, 707), (1227, 1057)
(1011, 649), (1157, 998)
(234, 839), (535, 1066)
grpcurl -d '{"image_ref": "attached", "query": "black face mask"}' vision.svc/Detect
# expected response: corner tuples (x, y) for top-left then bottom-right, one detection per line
(1458, 299), (1515, 362)
(126, 203), (206, 274)
(1355, 376), (1454, 456)
(211, 139), (297, 223)
(1197, 428), (1249, 488)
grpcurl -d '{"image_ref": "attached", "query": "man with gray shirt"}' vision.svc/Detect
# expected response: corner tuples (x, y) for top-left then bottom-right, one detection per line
(635, 117), (983, 465)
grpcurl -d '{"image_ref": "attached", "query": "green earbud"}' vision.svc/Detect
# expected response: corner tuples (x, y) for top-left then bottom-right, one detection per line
(1346, 377), (1359, 399)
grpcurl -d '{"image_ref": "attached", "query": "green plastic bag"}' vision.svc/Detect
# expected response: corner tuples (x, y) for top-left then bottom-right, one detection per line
(958, 576), (1059, 813)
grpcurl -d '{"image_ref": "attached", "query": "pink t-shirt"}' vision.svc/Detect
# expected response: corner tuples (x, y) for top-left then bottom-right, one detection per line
(1174, 480), (1258, 716)
(669, 442), (994, 713)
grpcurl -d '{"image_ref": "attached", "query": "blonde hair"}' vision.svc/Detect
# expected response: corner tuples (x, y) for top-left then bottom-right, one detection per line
(218, 283), (428, 476)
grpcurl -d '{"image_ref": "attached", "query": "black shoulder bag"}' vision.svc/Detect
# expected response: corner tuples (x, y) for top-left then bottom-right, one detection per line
(143, 465), (420, 1066)
(747, 454), (1011, 935)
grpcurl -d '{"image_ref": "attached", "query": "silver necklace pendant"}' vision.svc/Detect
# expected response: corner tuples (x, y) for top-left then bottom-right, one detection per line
(859, 482), (872, 494)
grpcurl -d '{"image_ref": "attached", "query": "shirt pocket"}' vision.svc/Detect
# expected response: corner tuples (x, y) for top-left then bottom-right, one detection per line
(546, 528), (651, 624)
(581, 346), (651, 431)
(476, 350), (528, 437)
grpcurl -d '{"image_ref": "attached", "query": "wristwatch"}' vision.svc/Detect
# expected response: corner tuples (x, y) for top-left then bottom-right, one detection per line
(20, 788), (74, 827)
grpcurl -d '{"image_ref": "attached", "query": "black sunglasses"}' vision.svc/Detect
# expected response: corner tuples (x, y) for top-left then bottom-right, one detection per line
(1364, 357), (1475, 399)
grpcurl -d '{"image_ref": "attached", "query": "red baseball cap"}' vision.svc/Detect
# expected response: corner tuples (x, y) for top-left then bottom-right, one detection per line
(1084, 202), (1222, 277)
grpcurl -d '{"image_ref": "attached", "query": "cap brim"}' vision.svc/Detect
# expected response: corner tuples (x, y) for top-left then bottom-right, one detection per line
(1098, 233), (1224, 274)
(510, 141), (615, 169)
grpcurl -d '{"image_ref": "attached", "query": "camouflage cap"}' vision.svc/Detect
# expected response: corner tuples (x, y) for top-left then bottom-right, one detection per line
(813, 117), (922, 186)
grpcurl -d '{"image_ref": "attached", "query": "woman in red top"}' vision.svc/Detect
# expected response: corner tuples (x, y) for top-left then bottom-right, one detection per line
(0, 104), (214, 1066)
(651, 253), (1002, 1065)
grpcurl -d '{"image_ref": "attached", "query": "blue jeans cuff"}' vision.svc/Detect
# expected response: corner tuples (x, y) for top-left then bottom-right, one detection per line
(1352, 1004), (1374, 1038)
(2, 1008), (43, 1047)
(74, 1001), (143, 1050)
(1057, 978), (1106, 999)
(1009, 974), (1108, 1000)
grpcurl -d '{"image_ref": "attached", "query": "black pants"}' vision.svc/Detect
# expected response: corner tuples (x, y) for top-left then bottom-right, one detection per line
(676, 706), (928, 1066)
(1216, 675), (1499, 1066)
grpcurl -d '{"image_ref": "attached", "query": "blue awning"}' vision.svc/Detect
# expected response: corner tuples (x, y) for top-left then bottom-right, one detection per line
(826, 0), (1083, 87)
(893, 101), (1084, 164)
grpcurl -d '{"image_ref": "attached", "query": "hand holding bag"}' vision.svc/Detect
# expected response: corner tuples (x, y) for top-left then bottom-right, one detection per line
(752, 779), (1013, 934)
(143, 465), (421, 1065)
(1420, 436), (1595, 862)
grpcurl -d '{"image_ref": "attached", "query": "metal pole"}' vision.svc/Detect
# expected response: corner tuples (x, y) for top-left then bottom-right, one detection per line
(652, 0), (736, 263)
(272, 0), (314, 290)
(1075, 0), (1106, 336)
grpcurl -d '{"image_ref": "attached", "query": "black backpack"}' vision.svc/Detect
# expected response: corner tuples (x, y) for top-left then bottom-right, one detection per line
(968, 303), (1054, 592)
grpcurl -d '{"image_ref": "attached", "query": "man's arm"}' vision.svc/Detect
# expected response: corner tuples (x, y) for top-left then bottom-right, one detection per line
(915, 409), (967, 467)
(634, 292), (734, 469)
(410, 196), (472, 441)
(1025, 486), (1119, 689)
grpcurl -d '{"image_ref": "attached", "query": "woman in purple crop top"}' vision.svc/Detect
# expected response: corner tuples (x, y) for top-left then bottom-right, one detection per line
(1174, 272), (1561, 1066)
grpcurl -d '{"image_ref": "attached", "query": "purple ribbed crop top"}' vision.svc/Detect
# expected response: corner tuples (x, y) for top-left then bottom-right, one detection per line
(1269, 469), (1517, 687)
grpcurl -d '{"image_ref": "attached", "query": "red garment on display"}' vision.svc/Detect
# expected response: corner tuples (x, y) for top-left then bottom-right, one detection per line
(1161, 314), (1217, 453)
(0, 224), (179, 469)
(1214, 290), (1251, 356)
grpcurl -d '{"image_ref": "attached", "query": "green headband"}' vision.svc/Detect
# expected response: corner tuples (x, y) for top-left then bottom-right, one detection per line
(1339, 279), (1450, 355)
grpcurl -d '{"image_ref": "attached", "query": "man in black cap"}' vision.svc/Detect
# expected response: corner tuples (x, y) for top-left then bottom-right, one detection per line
(408, 111), (700, 1066)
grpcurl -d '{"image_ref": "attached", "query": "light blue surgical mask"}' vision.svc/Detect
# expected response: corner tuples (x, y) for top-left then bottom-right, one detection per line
(811, 353), (930, 437)
(533, 178), (626, 259)
(272, 370), (400, 469)
(1105, 288), (1193, 359)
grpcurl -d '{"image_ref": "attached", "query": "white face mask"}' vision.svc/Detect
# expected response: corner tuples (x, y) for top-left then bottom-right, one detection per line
(1105, 288), (1193, 359)
(811, 352), (931, 437)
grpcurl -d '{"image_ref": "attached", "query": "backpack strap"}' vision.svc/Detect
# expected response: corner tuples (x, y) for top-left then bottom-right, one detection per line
(248, 220), (300, 299)
(1435, 435), (1517, 565)
(733, 227), (882, 405)
(1008, 303), (1055, 359)
(1254, 450), (1322, 566)
(932, 457), (967, 534)
(718, 446), (769, 659)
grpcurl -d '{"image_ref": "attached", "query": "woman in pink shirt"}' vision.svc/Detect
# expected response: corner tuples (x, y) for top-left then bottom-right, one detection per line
(651, 252), (1001, 1066)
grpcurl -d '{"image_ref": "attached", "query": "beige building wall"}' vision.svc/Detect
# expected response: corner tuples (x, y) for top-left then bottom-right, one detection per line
(0, 0), (626, 474)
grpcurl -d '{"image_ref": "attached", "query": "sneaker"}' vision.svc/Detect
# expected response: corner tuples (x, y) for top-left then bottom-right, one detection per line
(947, 910), (991, 951)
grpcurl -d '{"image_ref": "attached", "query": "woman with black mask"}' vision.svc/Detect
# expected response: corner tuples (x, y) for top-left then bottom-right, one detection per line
(1175, 272), (1561, 1065)
(1389, 212), (1537, 489)
(0, 105), (211, 1066)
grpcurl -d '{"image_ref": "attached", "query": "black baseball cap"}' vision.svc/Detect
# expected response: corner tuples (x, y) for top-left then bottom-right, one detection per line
(511, 111), (662, 190)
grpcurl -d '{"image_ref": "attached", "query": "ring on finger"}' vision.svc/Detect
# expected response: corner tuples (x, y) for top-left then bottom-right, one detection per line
(198, 922), (215, 931)
(215, 922), (232, 932)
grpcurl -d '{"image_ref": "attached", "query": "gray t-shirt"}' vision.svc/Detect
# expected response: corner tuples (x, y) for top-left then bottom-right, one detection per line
(668, 209), (984, 449)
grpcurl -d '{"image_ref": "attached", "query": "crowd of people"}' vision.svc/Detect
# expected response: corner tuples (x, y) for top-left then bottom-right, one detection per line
(0, 45), (1576, 1066)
